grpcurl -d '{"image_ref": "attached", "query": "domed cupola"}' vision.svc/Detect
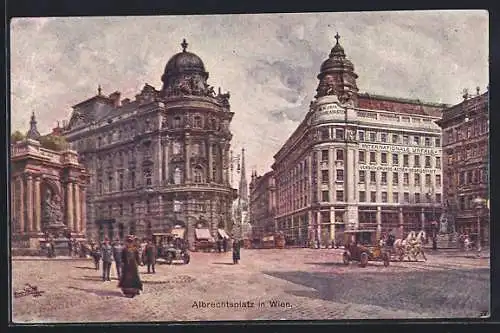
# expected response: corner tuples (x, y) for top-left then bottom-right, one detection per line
(161, 39), (213, 97)
(315, 33), (359, 105)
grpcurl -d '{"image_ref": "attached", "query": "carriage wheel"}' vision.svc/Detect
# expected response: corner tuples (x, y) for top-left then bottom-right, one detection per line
(183, 254), (190, 265)
(382, 253), (390, 267)
(342, 252), (350, 265)
(359, 252), (368, 268)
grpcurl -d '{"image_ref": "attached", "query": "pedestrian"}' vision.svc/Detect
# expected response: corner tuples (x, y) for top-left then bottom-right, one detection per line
(144, 240), (157, 274)
(216, 238), (222, 253)
(101, 238), (113, 281)
(92, 244), (102, 270)
(232, 238), (241, 264)
(68, 238), (73, 257)
(112, 240), (124, 280)
(223, 237), (228, 252)
(118, 235), (143, 298)
(50, 239), (56, 258)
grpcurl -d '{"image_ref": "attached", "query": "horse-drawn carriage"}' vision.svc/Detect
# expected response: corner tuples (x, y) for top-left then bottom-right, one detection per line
(342, 230), (390, 267)
(389, 230), (427, 262)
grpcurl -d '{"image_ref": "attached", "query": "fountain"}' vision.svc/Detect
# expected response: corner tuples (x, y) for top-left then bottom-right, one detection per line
(39, 189), (70, 256)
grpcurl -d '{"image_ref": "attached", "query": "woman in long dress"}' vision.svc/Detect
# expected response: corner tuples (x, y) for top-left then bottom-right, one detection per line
(118, 235), (143, 298)
(232, 239), (241, 264)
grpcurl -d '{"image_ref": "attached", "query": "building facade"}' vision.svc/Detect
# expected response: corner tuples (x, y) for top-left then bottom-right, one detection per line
(249, 170), (276, 240)
(11, 113), (88, 253)
(63, 39), (235, 247)
(436, 89), (489, 244)
(272, 35), (447, 246)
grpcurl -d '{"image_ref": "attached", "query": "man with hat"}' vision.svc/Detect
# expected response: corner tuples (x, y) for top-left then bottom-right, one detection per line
(101, 237), (113, 281)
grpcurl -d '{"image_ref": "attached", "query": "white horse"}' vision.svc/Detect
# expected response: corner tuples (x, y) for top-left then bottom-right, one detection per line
(464, 236), (473, 252)
(393, 231), (415, 261)
(412, 230), (427, 261)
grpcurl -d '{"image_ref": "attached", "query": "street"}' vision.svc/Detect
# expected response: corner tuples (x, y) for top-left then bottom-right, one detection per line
(11, 248), (490, 322)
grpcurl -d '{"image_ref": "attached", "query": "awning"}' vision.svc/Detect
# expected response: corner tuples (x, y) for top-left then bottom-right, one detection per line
(171, 228), (185, 239)
(262, 236), (274, 242)
(195, 228), (212, 240)
(217, 229), (230, 239)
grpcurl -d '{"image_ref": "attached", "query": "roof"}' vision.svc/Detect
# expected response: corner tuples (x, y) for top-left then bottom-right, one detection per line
(358, 93), (448, 117)
(437, 91), (488, 124)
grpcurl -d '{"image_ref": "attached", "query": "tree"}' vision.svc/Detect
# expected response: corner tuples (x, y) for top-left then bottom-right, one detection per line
(38, 134), (69, 151)
(10, 130), (25, 143)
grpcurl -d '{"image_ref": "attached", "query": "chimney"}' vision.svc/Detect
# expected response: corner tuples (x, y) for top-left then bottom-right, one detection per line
(476, 86), (480, 96)
(109, 91), (121, 107)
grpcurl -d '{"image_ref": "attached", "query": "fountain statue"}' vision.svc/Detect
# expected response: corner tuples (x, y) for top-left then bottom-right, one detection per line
(41, 188), (69, 256)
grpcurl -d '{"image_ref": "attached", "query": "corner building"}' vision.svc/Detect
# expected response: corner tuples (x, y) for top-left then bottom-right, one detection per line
(272, 35), (447, 246)
(63, 40), (235, 247)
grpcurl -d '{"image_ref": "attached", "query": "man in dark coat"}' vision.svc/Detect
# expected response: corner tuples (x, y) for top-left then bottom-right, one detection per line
(223, 237), (228, 252)
(92, 243), (102, 270)
(112, 240), (124, 280)
(118, 235), (143, 298)
(101, 238), (113, 281)
(144, 240), (157, 274)
(232, 239), (241, 264)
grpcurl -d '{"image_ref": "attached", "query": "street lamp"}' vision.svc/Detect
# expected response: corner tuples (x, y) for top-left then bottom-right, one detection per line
(473, 197), (485, 256)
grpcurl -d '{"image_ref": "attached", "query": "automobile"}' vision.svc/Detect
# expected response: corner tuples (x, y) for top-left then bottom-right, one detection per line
(152, 232), (190, 265)
(342, 230), (390, 268)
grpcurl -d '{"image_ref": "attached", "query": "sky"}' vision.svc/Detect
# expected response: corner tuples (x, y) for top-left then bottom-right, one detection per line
(10, 11), (489, 177)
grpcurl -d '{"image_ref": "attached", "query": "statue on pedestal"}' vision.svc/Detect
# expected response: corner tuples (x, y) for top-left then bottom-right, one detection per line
(42, 189), (65, 237)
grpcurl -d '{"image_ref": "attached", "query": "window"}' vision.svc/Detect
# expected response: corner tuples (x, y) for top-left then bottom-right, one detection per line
(381, 133), (387, 142)
(194, 167), (203, 183)
(415, 193), (421, 203)
(392, 154), (399, 166)
(130, 203), (135, 215)
(393, 192), (399, 203)
(381, 152), (387, 164)
(403, 155), (409, 167)
(459, 172), (465, 185)
(414, 173), (421, 185)
(194, 116), (202, 128)
(392, 172), (399, 185)
(98, 178), (103, 194)
(370, 152), (376, 163)
(119, 173), (124, 191)
(436, 157), (441, 169)
(119, 204), (123, 216)
(436, 174), (441, 185)
(436, 193), (442, 203)
(414, 155), (420, 167)
(359, 170), (366, 183)
(370, 191), (376, 203)
(404, 192), (410, 203)
(173, 200), (182, 213)
(108, 205), (112, 217)
(336, 190), (344, 201)
(129, 171), (135, 188)
(467, 171), (472, 184)
(425, 174), (431, 185)
(425, 156), (431, 168)
(392, 134), (399, 144)
(370, 171), (376, 184)
(321, 170), (329, 183)
(403, 173), (409, 185)
(403, 135), (409, 145)
(381, 172), (387, 184)
(336, 169), (344, 181)
(358, 131), (365, 141)
(435, 138), (441, 147)
(144, 169), (152, 186)
(174, 116), (181, 128)
(146, 200), (151, 214)
(321, 150), (329, 161)
(322, 191), (329, 202)
(425, 137), (431, 147)
(108, 175), (113, 192)
(174, 167), (182, 184)
(336, 149), (344, 161)
(359, 191), (366, 202)
(359, 151), (366, 164)
(336, 129), (344, 140)
(414, 136), (420, 145)
(369, 132), (376, 142)
(382, 192), (388, 203)
(321, 127), (330, 140)
(97, 137), (102, 147)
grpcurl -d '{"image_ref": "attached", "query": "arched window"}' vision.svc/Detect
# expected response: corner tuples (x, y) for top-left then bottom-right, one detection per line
(173, 141), (182, 155)
(194, 166), (203, 183)
(194, 116), (202, 128)
(174, 167), (182, 184)
(174, 116), (181, 128)
(144, 168), (152, 186)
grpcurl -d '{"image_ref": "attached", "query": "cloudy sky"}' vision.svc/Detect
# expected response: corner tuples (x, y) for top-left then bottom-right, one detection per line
(10, 11), (488, 176)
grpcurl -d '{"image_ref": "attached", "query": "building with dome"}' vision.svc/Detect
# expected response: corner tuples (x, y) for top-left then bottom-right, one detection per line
(271, 34), (448, 247)
(63, 39), (236, 247)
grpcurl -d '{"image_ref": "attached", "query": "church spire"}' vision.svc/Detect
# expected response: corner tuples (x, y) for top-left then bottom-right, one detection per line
(26, 111), (41, 140)
(238, 148), (248, 205)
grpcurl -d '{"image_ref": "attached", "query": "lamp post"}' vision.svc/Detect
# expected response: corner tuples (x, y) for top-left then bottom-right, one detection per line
(473, 197), (485, 256)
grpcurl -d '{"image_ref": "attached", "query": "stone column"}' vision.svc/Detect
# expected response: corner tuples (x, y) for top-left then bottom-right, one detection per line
(164, 139), (170, 184)
(330, 206), (335, 240)
(26, 175), (33, 233)
(74, 182), (81, 233)
(66, 182), (74, 232)
(208, 138), (214, 183)
(328, 147), (334, 201)
(346, 147), (356, 202)
(34, 177), (41, 232)
(155, 139), (162, 185)
(185, 135), (191, 183)
(18, 177), (25, 233)
(376, 206), (382, 240)
(81, 187), (87, 234)
(420, 207), (425, 231)
(316, 210), (321, 245)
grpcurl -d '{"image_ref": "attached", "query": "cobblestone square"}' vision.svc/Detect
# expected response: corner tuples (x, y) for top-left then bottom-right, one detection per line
(11, 248), (490, 323)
